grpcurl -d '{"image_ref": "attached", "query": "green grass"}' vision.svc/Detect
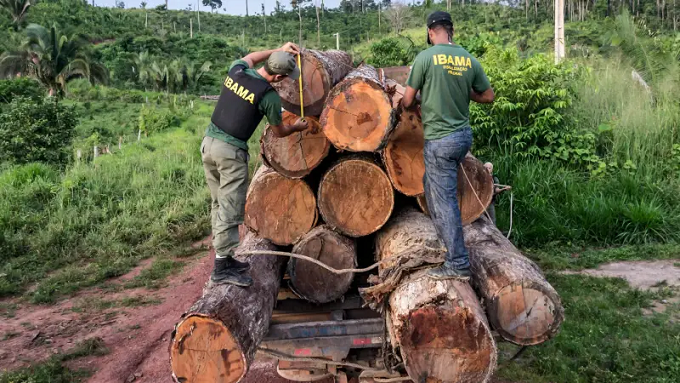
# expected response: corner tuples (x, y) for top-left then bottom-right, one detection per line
(124, 258), (184, 290)
(0, 101), (213, 303)
(497, 274), (680, 383)
(0, 338), (108, 383)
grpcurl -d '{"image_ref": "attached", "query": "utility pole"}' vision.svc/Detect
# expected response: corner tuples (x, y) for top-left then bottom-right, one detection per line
(197, 0), (201, 32)
(378, 4), (381, 34)
(555, 0), (565, 64)
(332, 33), (339, 50)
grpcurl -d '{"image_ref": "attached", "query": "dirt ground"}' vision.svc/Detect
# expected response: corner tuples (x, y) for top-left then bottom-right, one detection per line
(0, 239), (324, 383)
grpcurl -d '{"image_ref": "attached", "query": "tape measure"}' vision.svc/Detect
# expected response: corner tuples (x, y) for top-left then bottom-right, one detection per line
(297, 54), (305, 120)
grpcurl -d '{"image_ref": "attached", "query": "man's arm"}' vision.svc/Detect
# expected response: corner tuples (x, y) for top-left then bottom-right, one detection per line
(470, 88), (495, 104)
(401, 86), (419, 109)
(241, 42), (300, 68)
(270, 118), (308, 137)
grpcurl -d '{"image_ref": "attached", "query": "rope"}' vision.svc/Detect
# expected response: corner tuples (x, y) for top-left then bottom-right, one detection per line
(373, 378), (413, 383)
(235, 250), (380, 274)
(257, 348), (381, 371)
(507, 191), (514, 240)
(460, 165), (494, 224)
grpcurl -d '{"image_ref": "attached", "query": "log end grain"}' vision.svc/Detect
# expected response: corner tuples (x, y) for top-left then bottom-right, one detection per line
(383, 109), (424, 196)
(389, 273), (497, 383)
(320, 66), (396, 152)
(170, 316), (245, 383)
(318, 157), (394, 237)
(416, 155), (494, 225)
(289, 226), (357, 304)
(245, 166), (317, 245)
(260, 113), (330, 179)
(488, 280), (564, 346)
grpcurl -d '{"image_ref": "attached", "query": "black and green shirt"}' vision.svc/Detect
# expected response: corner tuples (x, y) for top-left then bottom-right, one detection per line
(406, 44), (491, 140)
(206, 59), (283, 150)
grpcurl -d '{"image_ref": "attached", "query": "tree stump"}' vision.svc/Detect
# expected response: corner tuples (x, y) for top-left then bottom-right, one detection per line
(375, 208), (497, 383)
(318, 156), (394, 237)
(288, 225), (357, 304)
(170, 231), (284, 383)
(416, 154), (494, 225)
(464, 215), (565, 346)
(260, 111), (330, 179)
(244, 165), (317, 245)
(271, 50), (353, 117)
(320, 64), (397, 152)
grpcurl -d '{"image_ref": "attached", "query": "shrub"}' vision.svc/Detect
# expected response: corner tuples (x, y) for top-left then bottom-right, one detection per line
(367, 37), (420, 67)
(0, 98), (78, 167)
(138, 105), (180, 135)
(0, 78), (44, 105)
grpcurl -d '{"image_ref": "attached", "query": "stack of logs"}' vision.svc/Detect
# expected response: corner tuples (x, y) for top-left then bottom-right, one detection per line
(170, 52), (564, 383)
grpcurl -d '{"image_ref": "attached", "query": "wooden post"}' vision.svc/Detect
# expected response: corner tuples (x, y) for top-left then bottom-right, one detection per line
(77, 149), (82, 161)
(118, 136), (122, 150)
(555, 0), (565, 63)
(173, 21), (176, 33)
(93, 146), (99, 158)
(197, 0), (201, 32)
(190, 18), (193, 38)
(145, 12), (148, 28)
(137, 129), (141, 141)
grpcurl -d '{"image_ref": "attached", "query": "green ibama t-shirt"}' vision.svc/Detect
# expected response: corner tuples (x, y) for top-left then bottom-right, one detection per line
(406, 43), (491, 140)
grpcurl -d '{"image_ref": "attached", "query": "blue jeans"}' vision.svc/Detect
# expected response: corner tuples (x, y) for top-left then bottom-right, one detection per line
(423, 127), (473, 270)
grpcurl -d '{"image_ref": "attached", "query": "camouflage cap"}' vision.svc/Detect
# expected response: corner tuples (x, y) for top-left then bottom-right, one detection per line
(266, 51), (300, 80)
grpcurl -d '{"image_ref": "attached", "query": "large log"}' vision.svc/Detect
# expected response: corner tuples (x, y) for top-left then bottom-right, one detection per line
(416, 154), (494, 225)
(320, 64), (397, 152)
(375, 208), (497, 383)
(271, 50), (353, 116)
(382, 80), (425, 197)
(244, 165), (317, 245)
(260, 111), (330, 179)
(464, 215), (564, 346)
(318, 156), (394, 237)
(288, 225), (357, 304)
(170, 232), (284, 383)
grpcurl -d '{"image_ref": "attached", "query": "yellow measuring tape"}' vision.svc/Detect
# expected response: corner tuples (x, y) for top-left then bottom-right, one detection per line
(297, 54), (305, 120)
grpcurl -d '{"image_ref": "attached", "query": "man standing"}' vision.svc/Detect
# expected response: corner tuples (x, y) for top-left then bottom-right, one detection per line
(401, 11), (495, 280)
(202, 43), (308, 287)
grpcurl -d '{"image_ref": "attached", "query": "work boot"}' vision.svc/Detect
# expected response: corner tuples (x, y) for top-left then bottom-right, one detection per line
(211, 258), (253, 287)
(226, 256), (250, 272)
(427, 263), (471, 281)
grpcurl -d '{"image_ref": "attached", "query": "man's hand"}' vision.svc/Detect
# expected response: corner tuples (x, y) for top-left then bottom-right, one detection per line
(401, 86), (419, 109)
(471, 88), (495, 104)
(293, 117), (309, 132)
(279, 42), (300, 55)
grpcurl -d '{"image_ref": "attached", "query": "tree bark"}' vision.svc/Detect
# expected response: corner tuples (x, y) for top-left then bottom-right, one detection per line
(244, 165), (317, 245)
(271, 50), (353, 117)
(416, 154), (495, 226)
(318, 155), (394, 237)
(320, 64), (398, 152)
(382, 80), (425, 197)
(170, 231), (284, 383)
(464, 215), (565, 346)
(260, 111), (330, 179)
(288, 225), (357, 303)
(375, 208), (497, 383)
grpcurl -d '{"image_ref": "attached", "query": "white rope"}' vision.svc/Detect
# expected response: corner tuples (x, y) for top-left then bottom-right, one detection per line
(235, 250), (380, 274)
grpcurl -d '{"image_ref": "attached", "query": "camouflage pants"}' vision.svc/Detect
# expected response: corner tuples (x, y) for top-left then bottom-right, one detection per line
(200, 136), (249, 258)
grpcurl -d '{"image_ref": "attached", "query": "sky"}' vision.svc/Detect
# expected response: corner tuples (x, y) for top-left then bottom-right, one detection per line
(92, 0), (343, 16)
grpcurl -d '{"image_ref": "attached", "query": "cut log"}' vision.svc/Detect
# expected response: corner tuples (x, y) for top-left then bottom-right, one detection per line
(381, 81), (425, 197)
(375, 208), (497, 383)
(318, 156), (394, 237)
(271, 50), (353, 117)
(244, 165), (317, 245)
(320, 64), (397, 152)
(170, 231), (284, 383)
(464, 214), (564, 346)
(260, 111), (330, 179)
(416, 154), (494, 225)
(288, 225), (357, 304)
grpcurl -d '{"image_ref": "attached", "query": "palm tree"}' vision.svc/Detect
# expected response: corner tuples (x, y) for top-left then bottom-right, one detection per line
(171, 59), (211, 92)
(0, 0), (31, 31)
(0, 24), (109, 97)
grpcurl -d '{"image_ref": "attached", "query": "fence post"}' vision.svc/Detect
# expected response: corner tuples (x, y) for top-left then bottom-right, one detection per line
(138, 129), (142, 141)
(94, 146), (100, 158)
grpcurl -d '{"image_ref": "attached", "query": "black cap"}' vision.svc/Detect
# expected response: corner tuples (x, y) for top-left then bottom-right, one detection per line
(426, 11), (453, 45)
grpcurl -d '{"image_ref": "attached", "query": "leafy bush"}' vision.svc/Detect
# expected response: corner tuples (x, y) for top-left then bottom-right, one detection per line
(0, 98), (78, 166)
(471, 47), (602, 169)
(367, 37), (421, 67)
(138, 105), (181, 135)
(0, 78), (44, 105)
